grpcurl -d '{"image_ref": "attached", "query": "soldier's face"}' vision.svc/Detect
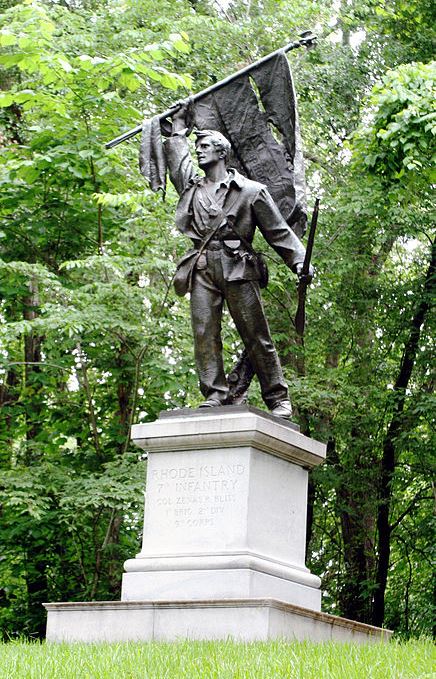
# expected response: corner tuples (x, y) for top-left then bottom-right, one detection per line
(195, 138), (222, 168)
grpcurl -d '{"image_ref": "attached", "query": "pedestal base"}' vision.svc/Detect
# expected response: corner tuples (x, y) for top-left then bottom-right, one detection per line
(45, 408), (392, 643)
(122, 566), (321, 610)
(44, 599), (392, 644)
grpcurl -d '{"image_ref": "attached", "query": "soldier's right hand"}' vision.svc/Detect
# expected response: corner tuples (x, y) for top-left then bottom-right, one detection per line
(172, 99), (190, 122)
(170, 99), (191, 135)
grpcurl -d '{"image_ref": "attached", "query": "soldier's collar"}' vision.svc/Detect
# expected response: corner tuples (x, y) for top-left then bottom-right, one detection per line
(197, 173), (231, 189)
(192, 169), (244, 190)
(227, 168), (245, 189)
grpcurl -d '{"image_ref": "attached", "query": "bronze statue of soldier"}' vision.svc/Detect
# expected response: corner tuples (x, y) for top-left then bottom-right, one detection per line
(165, 104), (313, 419)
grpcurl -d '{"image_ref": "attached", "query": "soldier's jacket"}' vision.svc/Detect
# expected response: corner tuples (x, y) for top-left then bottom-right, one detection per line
(164, 134), (306, 284)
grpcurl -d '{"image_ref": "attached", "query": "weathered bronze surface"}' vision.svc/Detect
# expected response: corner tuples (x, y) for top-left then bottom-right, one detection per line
(165, 106), (312, 417)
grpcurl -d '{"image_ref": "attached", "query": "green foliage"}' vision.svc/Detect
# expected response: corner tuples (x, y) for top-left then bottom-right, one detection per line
(356, 61), (436, 182)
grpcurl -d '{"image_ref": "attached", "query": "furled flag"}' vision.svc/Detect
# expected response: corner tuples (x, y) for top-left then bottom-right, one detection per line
(139, 51), (307, 237)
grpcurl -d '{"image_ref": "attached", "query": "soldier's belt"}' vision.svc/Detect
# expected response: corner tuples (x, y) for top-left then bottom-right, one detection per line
(195, 237), (244, 251)
(204, 241), (224, 250)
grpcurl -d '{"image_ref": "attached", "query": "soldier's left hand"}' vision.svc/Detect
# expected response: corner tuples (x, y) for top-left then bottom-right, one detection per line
(295, 263), (314, 281)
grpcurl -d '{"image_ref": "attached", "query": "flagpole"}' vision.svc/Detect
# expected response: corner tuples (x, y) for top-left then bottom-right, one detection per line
(104, 31), (316, 150)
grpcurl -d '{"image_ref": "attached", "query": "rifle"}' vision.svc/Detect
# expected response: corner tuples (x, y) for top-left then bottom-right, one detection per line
(294, 198), (319, 337)
(105, 31), (316, 149)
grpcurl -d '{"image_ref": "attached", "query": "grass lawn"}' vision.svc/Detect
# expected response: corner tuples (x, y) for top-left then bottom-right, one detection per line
(0, 638), (434, 678)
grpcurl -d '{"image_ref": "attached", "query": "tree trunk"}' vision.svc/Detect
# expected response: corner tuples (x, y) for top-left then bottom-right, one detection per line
(336, 438), (376, 623)
(338, 488), (376, 623)
(24, 549), (49, 638)
(116, 345), (134, 455)
(0, 368), (19, 466)
(23, 278), (43, 454)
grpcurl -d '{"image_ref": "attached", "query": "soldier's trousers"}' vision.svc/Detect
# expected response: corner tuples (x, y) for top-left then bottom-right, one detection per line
(190, 248), (289, 408)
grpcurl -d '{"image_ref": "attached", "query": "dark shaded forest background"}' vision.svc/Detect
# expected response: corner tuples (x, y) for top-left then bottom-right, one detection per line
(0, 0), (434, 639)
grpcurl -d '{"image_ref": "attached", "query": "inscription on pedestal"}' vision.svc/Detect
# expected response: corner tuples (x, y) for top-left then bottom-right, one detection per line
(124, 413), (325, 605)
(151, 463), (245, 529)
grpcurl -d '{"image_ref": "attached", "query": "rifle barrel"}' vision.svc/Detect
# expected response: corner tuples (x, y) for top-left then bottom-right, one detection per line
(105, 32), (316, 149)
(301, 197), (319, 276)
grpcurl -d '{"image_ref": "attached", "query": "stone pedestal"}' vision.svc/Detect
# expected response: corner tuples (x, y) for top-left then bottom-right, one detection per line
(122, 406), (324, 611)
(44, 406), (392, 643)
(45, 599), (392, 643)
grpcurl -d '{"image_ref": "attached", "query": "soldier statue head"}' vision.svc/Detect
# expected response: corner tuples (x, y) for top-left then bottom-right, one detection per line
(194, 129), (231, 168)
